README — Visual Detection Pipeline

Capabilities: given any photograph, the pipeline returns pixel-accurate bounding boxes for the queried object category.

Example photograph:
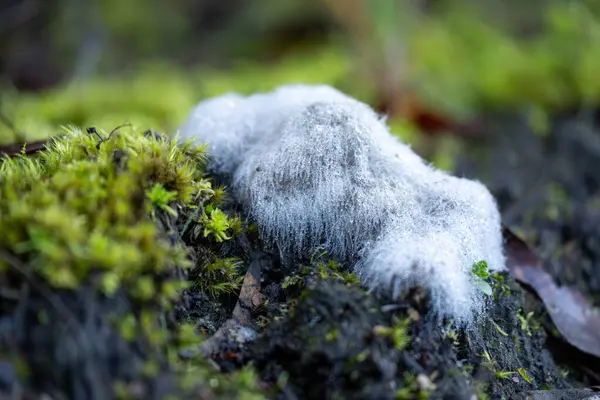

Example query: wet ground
[207,110,600,399]
[179,109,600,398]
[2,112,600,399]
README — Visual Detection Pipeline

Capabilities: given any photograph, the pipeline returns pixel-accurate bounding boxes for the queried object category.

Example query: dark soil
[456,111,600,305]
[2,112,600,399]
[455,110,600,388]
[240,275,567,400]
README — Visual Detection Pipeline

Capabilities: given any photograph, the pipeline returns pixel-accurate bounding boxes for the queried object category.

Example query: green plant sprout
[201,207,232,242]
[147,183,178,219]
[472,260,493,296]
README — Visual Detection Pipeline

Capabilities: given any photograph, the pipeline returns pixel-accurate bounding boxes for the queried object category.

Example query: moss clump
[278,253,360,300]
[0,126,265,398]
[192,257,244,299]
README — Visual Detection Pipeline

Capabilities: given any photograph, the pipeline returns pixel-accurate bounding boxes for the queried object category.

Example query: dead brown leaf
[503,225,600,358]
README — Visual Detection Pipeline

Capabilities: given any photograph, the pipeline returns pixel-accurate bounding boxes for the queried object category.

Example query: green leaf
[517,368,532,383]
[474,277,493,296]
[472,260,490,279]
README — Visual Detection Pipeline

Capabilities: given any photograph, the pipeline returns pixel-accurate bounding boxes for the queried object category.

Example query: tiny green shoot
[472,260,493,296]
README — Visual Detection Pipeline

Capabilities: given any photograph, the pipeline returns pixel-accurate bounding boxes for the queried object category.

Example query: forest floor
[1,97,600,400]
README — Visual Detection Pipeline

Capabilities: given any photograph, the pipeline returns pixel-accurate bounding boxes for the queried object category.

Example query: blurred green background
[2,0,600,161]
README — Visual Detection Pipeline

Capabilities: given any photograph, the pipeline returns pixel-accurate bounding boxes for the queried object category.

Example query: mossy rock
[0,127,264,399]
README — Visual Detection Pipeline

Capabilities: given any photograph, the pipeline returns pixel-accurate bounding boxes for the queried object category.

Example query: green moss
[473,380,490,400]
[201,207,234,242]
[192,257,244,298]
[3,130,188,289]
[395,373,433,400]
[307,249,360,285]
[373,316,412,351]
[0,126,265,397]
[495,370,515,380]
[278,252,360,303]
[516,309,542,336]
[516,368,533,384]
[490,272,512,299]
[147,183,178,218]
[325,328,340,342]
[281,274,304,290]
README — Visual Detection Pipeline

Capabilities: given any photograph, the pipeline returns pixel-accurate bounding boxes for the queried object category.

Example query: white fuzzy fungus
[178,84,506,326]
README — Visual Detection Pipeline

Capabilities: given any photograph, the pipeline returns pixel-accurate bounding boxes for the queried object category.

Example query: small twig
[0,135,66,158]
[184,257,266,359]
[0,138,48,157]
[87,123,131,149]
[106,123,131,142]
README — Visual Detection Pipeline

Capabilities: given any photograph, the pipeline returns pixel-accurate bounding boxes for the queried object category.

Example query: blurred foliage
[3,0,600,172]
[0,44,356,144]
[0,64,200,144]
[406,1,600,116]
[325,0,600,118]
[0,42,415,146]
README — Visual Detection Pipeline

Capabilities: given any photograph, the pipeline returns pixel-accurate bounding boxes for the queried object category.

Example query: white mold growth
[178,84,506,327]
